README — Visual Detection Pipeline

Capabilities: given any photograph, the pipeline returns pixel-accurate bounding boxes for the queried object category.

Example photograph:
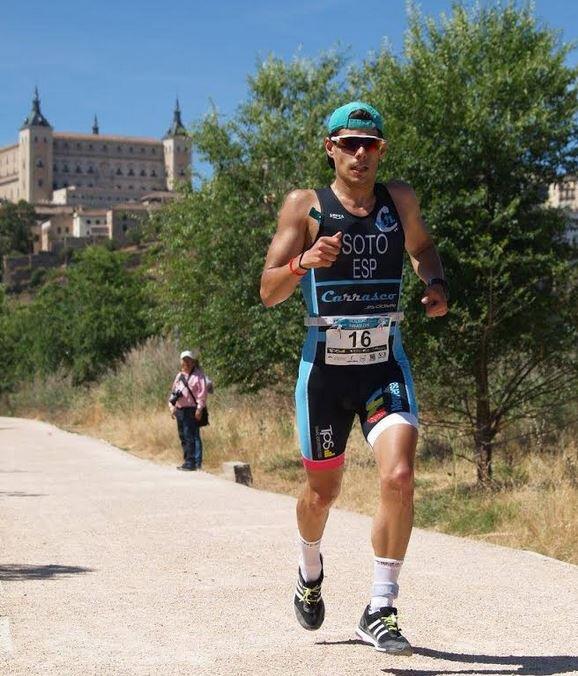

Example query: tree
[6,246,155,384]
[0,200,35,267]
[0,285,17,394]
[352,3,578,484]
[156,54,344,388]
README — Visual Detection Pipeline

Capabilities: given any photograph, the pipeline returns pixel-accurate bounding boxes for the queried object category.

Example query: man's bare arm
[260,190,312,307]
[389,181,448,318]
[260,189,343,308]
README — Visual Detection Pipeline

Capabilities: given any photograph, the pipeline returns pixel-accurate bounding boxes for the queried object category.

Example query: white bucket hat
[180,349,199,361]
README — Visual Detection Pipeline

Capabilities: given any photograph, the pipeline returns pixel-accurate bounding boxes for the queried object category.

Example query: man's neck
[331,176,376,210]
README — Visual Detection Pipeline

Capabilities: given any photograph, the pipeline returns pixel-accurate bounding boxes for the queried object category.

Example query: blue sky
[1,0,577,149]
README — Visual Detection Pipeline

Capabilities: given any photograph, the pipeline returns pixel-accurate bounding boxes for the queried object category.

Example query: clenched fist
[301,232,342,269]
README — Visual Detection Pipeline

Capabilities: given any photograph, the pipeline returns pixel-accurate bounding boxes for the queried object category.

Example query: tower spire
[21,87,51,129]
[92,114,99,135]
[164,97,187,138]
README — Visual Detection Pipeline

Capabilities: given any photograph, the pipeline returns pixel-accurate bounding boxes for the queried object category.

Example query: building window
[44,137,47,143]
[129,185,134,190]
[87,219,91,224]
[36,159,44,168]
[151,169,156,177]
[129,146,133,153]
[76,166,82,173]
[53,163,58,171]
[88,166,94,174]
[53,182,58,189]
[65,227,70,234]
[64,142,69,149]
[96,219,101,224]
[34,136,38,142]
[102,145,107,152]
[89,144,93,150]
[38,179,43,187]
[128,168,134,176]
[77,143,81,150]
[117,145,122,152]
[57,227,62,234]
[116,168,122,175]
[63,165,69,173]
[141,147,145,153]
[152,148,156,154]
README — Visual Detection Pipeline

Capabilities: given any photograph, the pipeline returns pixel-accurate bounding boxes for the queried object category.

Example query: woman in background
[168,349,207,471]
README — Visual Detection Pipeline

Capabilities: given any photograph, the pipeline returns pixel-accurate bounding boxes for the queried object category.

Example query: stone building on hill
[0,89,191,252]
[548,176,578,246]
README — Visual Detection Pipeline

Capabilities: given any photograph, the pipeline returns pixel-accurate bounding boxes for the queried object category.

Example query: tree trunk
[474,349,493,486]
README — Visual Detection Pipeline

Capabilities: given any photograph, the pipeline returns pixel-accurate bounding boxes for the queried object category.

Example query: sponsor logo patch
[375,206,399,233]
[315,425,336,458]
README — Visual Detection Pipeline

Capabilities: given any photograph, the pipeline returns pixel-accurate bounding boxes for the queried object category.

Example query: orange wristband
[289,256,307,276]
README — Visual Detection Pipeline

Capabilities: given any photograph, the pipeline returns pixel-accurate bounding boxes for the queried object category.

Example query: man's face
[325,128,386,185]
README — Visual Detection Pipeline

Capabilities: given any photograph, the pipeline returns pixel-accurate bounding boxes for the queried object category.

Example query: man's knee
[380,465,414,495]
[304,482,341,512]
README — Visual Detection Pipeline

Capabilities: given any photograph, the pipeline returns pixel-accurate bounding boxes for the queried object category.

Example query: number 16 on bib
[325,321,390,366]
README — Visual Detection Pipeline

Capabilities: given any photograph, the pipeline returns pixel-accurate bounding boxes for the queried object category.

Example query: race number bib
[325,324,390,366]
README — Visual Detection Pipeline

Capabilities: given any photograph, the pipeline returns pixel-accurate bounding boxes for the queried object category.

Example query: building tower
[92,114,100,135]
[163,98,191,190]
[18,88,53,203]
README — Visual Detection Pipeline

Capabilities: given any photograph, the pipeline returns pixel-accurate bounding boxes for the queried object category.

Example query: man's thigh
[372,423,418,478]
[296,363,355,471]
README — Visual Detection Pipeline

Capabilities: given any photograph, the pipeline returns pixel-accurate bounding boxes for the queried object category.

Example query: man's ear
[324,137,335,160]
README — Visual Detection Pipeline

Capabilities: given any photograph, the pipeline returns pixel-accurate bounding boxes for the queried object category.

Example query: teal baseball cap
[327,101,384,136]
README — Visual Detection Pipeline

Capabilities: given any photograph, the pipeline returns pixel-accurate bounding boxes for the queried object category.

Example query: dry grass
[3,336,576,565]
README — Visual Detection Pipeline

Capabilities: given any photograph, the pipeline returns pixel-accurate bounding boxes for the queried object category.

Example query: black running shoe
[177,463,195,471]
[356,605,413,655]
[293,562,325,631]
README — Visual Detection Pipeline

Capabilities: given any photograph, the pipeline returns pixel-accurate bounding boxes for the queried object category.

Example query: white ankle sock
[298,534,322,582]
[370,557,403,612]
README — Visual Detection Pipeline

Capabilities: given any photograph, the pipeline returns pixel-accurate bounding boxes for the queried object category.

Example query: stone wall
[2,251,60,290]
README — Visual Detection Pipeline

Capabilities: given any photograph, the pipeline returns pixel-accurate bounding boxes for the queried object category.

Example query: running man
[260,102,448,654]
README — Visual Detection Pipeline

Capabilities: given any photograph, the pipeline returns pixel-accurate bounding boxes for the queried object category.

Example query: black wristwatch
[426,277,449,300]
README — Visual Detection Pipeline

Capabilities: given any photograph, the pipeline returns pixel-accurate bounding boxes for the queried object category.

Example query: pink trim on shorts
[302,455,345,471]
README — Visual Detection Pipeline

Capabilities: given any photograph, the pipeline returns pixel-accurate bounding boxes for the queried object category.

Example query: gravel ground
[1,416,577,675]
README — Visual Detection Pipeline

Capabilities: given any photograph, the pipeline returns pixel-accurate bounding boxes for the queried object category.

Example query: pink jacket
[169,368,207,409]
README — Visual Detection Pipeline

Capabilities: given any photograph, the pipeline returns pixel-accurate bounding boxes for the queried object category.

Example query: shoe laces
[301,584,322,605]
[380,612,401,635]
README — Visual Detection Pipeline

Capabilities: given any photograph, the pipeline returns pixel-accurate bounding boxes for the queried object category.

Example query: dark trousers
[175,408,203,468]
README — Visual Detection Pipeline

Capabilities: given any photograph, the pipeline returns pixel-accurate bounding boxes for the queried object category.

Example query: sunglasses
[330,135,385,152]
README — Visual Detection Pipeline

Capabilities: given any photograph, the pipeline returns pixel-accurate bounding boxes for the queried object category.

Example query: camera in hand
[169,390,183,406]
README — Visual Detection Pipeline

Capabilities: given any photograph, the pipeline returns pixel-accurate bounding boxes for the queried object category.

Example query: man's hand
[195,408,203,422]
[301,232,342,269]
[421,284,448,318]
[169,404,176,419]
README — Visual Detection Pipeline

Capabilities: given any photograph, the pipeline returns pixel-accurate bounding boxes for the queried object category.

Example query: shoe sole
[355,627,413,656]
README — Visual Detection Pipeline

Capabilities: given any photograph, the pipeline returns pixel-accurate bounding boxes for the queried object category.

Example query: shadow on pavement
[317,642,578,675]
[386,647,578,675]
[0,564,94,581]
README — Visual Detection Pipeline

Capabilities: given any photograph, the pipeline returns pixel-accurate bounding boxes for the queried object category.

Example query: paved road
[1,417,577,675]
